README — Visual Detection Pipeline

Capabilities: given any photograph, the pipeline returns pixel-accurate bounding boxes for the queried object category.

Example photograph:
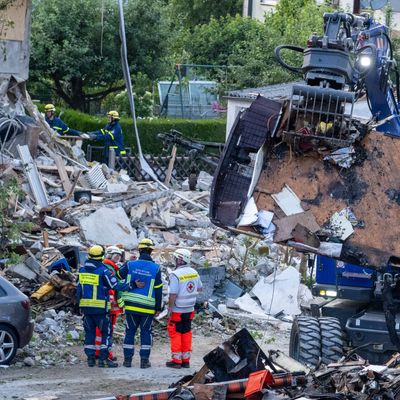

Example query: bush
[60,109,226,154]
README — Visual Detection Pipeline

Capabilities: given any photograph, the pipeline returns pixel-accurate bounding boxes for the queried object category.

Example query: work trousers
[167,311,194,364]
[123,313,154,360]
[83,314,110,360]
[95,313,118,358]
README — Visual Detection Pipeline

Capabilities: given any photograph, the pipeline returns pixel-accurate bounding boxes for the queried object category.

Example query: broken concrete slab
[251,266,301,316]
[79,206,138,249]
[8,263,37,281]
[44,216,70,229]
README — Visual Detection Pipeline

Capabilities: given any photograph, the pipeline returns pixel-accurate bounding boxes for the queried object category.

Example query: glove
[80,133,91,139]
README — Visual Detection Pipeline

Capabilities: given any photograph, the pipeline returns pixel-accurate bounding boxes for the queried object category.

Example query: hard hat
[107,110,120,120]
[88,245,105,260]
[44,104,56,112]
[105,245,123,256]
[172,248,191,265]
[138,238,155,250]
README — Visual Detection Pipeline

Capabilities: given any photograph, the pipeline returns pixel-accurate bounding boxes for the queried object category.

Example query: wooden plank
[164,145,177,186]
[53,154,72,193]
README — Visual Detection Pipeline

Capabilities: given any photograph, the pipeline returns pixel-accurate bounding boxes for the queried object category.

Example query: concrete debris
[79,207,138,249]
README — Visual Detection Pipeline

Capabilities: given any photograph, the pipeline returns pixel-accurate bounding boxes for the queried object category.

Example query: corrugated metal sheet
[17,144,49,208]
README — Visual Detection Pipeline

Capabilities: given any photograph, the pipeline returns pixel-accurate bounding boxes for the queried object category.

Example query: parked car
[0,276,34,364]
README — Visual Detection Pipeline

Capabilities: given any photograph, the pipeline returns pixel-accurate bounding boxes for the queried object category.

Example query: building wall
[242,0,277,21]
[226,98,252,139]
[243,0,400,29]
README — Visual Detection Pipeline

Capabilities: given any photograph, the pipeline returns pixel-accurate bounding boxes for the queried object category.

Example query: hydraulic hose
[274,45,305,74]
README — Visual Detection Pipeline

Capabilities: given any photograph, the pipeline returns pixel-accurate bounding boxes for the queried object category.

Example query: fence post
[109,148,116,169]
[164,145,177,186]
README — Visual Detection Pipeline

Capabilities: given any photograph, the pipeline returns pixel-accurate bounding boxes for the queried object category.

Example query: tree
[30,0,169,111]
[169,0,243,29]
[179,0,330,89]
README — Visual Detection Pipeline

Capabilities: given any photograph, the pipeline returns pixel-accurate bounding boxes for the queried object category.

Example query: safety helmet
[88,245,105,260]
[44,104,56,112]
[172,249,191,265]
[105,245,123,256]
[138,238,155,250]
[107,110,120,120]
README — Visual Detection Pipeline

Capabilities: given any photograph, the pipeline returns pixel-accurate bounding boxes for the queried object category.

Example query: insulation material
[271,185,304,216]
[251,266,301,316]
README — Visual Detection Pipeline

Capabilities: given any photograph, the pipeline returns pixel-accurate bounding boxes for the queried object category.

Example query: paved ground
[0,322,290,400]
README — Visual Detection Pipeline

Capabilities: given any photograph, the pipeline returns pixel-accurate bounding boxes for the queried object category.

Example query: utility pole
[353,0,361,13]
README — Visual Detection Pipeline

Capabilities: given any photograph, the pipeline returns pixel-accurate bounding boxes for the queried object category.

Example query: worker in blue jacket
[88,110,126,164]
[77,245,134,368]
[44,104,81,137]
[117,238,163,369]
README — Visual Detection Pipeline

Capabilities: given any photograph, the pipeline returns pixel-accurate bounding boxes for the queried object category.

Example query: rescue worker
[94,246,124,361]
[44,104,81,137]
[77,245,132,368]
[117,238,163,369]
[88,110,126,164]
[166,249,202,369]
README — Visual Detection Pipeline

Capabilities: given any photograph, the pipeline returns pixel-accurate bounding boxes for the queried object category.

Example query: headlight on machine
[319,289,337,297]
[360,56,372,68]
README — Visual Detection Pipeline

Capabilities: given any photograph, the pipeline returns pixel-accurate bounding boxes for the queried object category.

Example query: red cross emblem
[186,281,195,293]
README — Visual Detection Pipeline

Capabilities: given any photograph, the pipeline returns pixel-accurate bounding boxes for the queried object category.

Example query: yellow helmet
[107,110,120,120]
[44,104,56,112]
[138,238,155,250]
[88,245,105,260]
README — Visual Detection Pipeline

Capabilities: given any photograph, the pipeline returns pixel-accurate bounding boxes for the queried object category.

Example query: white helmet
[105,246,123,256]
[172,248,191,265]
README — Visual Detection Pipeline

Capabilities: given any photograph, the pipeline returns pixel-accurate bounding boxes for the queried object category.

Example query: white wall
[226,98,252,139]
[242,0,277,21]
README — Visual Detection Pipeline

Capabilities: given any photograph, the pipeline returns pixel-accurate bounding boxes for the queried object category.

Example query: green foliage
[60,109,226,154]
[169,0,243,29]
[0,178,32,263]
[30,0,169,110]
[102,90,154,118]
[178,0,331,89]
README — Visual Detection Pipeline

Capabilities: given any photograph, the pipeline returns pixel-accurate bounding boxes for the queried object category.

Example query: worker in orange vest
[95,246,124,361]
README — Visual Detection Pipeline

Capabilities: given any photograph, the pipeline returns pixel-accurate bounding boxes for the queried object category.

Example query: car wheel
[289,316,321,368]
[0,324,18,365]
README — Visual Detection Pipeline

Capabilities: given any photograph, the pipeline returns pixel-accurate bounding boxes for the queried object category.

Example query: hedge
[58,109,227,154]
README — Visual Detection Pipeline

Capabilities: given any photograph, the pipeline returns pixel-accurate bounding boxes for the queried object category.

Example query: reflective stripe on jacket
[93,121,126,155]
[45,116,80,136]
[118,255,163,315]
[170,266,202,313]
[103,259,123,315]
[77,259,129,314]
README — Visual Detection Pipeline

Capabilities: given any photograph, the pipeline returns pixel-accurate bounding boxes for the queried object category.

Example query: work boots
[166,361,181,369]
[87,357,96,367]
[123,358,132,368]
[140,359,151,369]
[182,361,190,368]
[98,358,118,368]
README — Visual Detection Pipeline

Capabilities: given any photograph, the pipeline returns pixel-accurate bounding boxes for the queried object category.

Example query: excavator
[210,11,400,366]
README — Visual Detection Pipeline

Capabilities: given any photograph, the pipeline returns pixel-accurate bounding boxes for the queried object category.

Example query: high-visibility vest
[121,259,162,315]
[170,266,201,312]
[78,262,110,313]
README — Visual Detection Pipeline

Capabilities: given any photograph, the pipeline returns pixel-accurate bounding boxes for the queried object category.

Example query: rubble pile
[14,309,81,368]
